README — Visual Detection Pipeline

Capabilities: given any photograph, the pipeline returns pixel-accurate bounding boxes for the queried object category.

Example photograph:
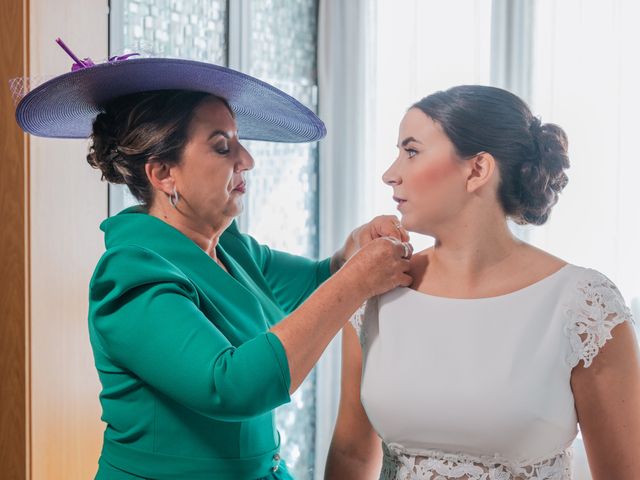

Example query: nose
[236,143,255,172]
[382,158,401,186]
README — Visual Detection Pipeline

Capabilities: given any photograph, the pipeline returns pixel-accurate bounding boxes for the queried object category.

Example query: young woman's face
[382,108,471,235]
[171,97,254,228]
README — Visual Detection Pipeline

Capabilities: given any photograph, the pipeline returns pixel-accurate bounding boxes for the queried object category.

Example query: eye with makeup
[212,141,230,155]
[398,136,421,159]
[405,148,418,159]
[207,130,234,155]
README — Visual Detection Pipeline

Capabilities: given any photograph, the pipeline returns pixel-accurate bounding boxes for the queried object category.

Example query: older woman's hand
[355,215,410,247]
[331,216,410,273]
[342,235,414,298]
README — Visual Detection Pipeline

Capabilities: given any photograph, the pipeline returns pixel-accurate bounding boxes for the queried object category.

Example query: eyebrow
[397,136,422,148]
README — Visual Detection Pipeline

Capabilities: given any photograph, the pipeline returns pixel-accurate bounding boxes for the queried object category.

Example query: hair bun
[516,121,570,225]
[86,111,129,184]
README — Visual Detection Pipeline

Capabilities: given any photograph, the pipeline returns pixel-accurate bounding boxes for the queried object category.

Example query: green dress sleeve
[230,227,333,314]
[89,245,291,422]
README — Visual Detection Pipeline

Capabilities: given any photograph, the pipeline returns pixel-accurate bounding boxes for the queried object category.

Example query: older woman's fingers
[395,239,413,259]
[393,219,410,243]
[372,215,410,242]
[385,237,413,259]
[400,241,413,259]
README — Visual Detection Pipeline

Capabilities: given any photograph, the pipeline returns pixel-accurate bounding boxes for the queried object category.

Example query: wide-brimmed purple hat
[13,39,326,143]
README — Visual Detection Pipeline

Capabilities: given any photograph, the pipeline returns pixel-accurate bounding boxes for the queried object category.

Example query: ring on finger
[401,242,410,259]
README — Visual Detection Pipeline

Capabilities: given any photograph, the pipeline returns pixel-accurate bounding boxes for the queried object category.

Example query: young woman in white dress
[325,85,640,480]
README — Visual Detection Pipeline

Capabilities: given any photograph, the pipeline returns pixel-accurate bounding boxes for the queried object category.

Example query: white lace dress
[349,265,634,480]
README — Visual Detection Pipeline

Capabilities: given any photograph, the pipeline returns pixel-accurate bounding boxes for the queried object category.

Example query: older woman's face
[382,108,469,235]
[172,97,254,228]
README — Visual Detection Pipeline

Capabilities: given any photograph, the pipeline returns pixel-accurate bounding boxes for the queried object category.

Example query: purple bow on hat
[55,37,139,71]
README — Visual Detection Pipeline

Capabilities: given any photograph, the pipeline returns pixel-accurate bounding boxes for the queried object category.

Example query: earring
[169,186,179,208]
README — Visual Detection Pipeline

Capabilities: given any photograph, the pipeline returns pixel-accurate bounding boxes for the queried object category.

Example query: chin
[399,214,418,232]
[401,215,436,237]
[228,198,244,215]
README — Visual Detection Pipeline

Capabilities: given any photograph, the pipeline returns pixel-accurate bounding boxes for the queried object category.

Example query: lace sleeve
[349,302,367,339]
[565,269,634,368]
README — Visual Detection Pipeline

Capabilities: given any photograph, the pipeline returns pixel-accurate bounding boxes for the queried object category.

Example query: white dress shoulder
[349,264,634,480]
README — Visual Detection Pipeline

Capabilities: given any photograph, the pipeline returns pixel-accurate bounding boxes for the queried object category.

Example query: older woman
[14,40,414,480]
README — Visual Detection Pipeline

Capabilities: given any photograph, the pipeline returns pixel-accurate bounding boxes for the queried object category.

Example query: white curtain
[314,1,376,478]
[527,0,640,320]
[317,0,377,252]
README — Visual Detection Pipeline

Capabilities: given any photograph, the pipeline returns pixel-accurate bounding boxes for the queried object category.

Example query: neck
[428,208,522,280]
[147,202,230,259]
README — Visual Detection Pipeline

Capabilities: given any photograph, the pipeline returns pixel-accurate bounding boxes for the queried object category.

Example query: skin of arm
[272,234,412,393]
[274,215,411,393]
[571,321,640,479]
[324,324,382,479]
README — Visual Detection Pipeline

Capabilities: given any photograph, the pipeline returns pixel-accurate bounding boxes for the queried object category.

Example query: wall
[0,0,109,478]
[28,0,109,476]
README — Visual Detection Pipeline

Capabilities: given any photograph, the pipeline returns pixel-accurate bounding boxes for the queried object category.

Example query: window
[109,1,320,478]
[237,1,320,477]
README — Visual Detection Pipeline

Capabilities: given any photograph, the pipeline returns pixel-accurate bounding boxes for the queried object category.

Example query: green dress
[89,207,332,480]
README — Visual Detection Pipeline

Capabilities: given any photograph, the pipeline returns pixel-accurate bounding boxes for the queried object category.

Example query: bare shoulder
[421,243,569,279]
[411,243,567,275]
[516,243,568,276]
[408,243,569,297]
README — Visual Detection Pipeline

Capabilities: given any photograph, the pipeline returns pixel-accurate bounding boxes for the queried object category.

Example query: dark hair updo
[413,85,570,225]
[87,90,217,206]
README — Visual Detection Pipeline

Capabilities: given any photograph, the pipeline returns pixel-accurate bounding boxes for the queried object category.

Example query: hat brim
[15,58,326,143]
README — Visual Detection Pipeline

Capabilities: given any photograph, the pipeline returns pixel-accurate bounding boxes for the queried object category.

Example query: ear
[465,152,497,193]
[145,159,175,196]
